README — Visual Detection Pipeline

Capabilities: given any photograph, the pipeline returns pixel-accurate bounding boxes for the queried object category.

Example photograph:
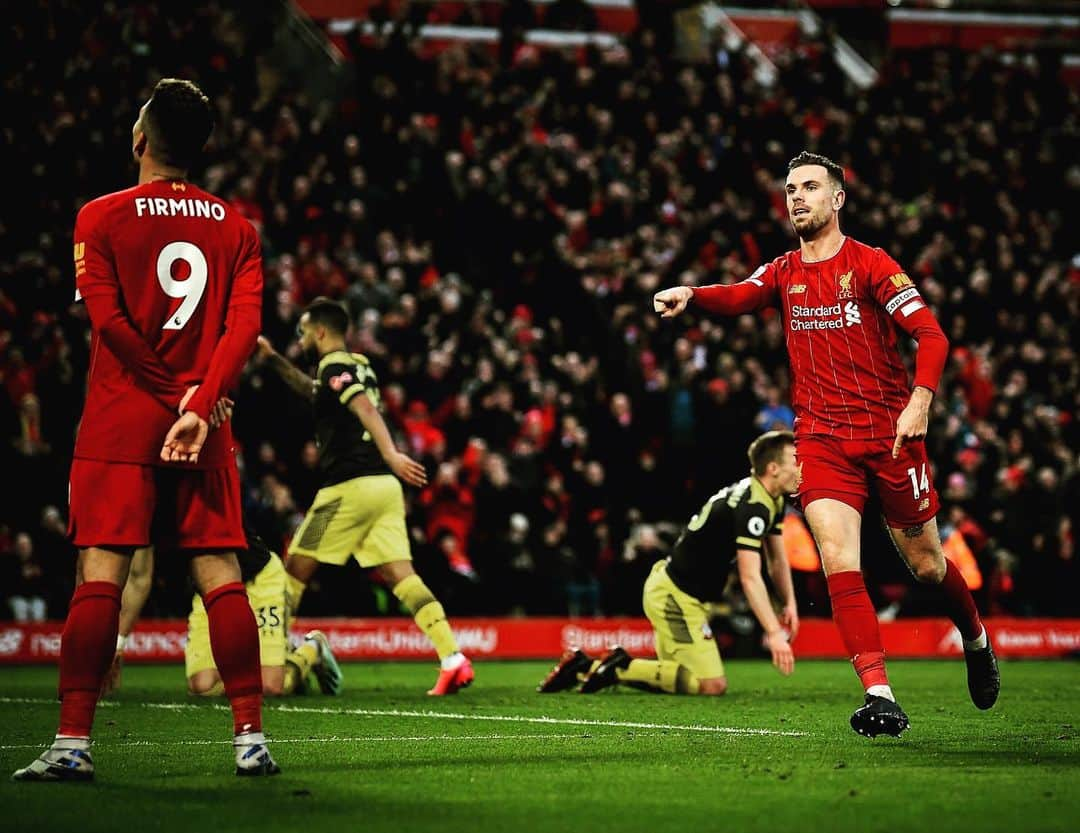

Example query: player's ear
[133,132,147,159]
[833,188,845,211]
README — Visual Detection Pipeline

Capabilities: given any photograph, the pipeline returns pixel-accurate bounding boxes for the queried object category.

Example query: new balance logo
[844,302,861,326]
[788,284,807,294]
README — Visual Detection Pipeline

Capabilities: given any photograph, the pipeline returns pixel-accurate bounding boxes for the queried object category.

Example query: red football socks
[203,582,263,734]
[827,570,889,690]
[938,559,984,641]
[58,581,122,737]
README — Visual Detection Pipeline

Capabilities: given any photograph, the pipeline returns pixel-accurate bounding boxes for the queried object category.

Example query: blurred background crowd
[1,0,1076,623]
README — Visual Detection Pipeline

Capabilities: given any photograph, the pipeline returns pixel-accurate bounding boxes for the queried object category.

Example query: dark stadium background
[1,0,1076,628]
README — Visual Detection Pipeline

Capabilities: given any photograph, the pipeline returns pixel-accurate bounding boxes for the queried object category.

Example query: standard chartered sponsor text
[562,625,655,653]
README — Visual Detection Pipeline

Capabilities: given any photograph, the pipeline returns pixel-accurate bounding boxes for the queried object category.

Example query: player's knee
[818,542,858,573]
[188,673,224,696]
[699,676,728,696]
[262,678,285,697]
[911,557,946,584]
[286,553,319,584]
[379,559,415,586]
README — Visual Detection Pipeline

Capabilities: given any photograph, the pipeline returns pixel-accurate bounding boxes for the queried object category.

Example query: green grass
[1,660,1077,833]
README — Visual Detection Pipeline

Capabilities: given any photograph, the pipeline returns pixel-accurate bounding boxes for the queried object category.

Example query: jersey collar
[749,475,784,516]
[317,350,354,373]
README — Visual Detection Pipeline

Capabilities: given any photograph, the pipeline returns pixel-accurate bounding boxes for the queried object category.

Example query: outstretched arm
[654,267,776,319]
[258,336,315,402]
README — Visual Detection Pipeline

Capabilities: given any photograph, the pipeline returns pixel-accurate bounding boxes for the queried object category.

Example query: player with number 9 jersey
[73,178,261,470]
[14,78,276,786]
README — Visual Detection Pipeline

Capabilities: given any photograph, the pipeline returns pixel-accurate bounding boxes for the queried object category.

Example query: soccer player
[15,79,278,780]
[538,431,800,696]
[652,151,999,736]
[258,298,475,695]
[104,529,343,699]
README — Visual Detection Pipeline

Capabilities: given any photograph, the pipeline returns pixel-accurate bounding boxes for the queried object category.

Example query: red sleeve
[184,223,263,420]
[75,205,186,410]
[868,249,949,394]
[897,305,949,394]
[691,261,778,315]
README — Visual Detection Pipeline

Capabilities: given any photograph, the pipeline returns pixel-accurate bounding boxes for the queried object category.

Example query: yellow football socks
[616,660,701,694]
[283,641,319,694]
[392,574,459,660]
[285,573,307,617]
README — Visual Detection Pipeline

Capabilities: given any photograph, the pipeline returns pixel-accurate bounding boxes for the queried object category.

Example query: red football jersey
[73,180,262,467]
[695,237,947,440]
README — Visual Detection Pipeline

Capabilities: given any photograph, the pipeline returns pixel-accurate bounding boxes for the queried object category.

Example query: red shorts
[68,459,244,550]
[794,435,940,528]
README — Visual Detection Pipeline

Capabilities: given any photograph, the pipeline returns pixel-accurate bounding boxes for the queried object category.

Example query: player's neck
[756,473,783,499]
[138,156,188,185]
[319,339,347,357]
[799,227,845,263]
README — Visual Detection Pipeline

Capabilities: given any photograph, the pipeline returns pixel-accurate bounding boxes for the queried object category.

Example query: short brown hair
[787,151,845,191]
[748,430,795,476]
[143,78,213,169]
[305,296,350,336]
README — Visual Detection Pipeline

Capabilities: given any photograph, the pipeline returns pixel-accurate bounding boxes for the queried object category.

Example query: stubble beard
[791,211,829,241]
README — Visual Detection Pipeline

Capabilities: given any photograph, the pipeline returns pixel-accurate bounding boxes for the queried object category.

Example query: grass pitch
[1,660,1077,833]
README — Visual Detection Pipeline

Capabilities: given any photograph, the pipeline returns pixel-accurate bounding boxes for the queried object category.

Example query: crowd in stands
[1,1,1076,622]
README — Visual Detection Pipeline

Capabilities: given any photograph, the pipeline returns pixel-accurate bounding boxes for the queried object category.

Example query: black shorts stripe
[663,594,694,644]
[298,497,342,551]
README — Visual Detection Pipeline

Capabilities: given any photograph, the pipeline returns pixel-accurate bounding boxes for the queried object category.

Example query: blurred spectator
[4,533,48,622]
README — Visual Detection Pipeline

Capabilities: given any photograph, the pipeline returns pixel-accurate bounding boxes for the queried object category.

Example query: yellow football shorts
[642,559,725,680]
[185,553,288,678]
[288,474,410,567]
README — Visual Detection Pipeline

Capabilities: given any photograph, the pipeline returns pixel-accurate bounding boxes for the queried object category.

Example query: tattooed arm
[257,336,315,402]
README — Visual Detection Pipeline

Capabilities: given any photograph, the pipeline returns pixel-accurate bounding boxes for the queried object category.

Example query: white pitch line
[0,696,808,738]
[0,696,118,708]
[270,703,809,737]
[0,733,584,751]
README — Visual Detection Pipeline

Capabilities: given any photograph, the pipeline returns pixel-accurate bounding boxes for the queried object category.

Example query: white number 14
[157,241,207,330]
[907,464,930,499]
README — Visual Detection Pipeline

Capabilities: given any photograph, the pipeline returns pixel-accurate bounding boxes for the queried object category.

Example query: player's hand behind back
[653,286,694,319]
[209,396,234,428]
[389,451,428,487]
[161,411,209,464]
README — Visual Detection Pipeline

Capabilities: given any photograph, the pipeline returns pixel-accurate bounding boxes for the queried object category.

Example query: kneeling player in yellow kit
[538,430,801,695]
[105,527,342,698]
